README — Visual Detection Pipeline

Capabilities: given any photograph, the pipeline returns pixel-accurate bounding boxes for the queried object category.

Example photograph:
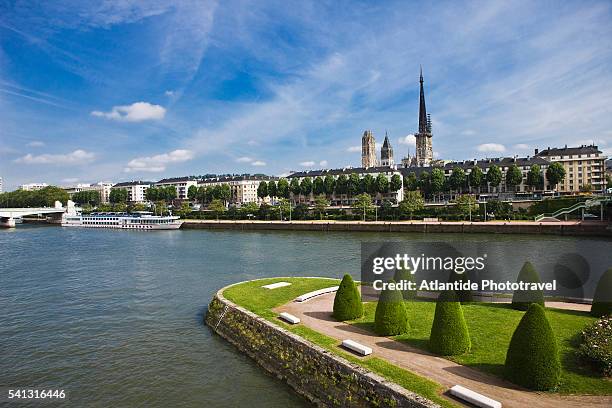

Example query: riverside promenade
[182,219,612,237]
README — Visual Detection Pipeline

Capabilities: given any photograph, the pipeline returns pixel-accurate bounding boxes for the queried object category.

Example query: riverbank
[184,219,612,237]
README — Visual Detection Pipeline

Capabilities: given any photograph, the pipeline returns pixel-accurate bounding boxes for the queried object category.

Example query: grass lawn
[223,277,460,408]
[352,301,610,395]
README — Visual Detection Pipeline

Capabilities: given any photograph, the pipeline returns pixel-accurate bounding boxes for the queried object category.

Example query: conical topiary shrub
[333,274,363,321]
[511,261,545,311]
[505,303,561,390]
[447,271,473,303]
[374,280,409,335]
[429,290,471,355]
[394,267,416,300]
[591,268,612,317]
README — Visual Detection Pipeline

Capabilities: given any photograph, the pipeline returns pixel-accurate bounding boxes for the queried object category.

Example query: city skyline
[1,1,612,189]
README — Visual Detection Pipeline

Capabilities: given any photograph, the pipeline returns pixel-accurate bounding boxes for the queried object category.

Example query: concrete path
[277,293,611,408]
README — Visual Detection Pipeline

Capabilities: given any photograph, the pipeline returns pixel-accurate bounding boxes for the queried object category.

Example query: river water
[1,225,610,407]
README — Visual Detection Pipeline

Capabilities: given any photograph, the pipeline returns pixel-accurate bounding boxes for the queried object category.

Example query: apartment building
[198,175,277,205]
[536,145,606,193]
[63,182,114,203]
[155,177,199,200]
[19,182,49,191]
[112,181,152,203]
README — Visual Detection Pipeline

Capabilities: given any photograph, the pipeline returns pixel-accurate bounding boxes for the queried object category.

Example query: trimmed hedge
[374,280,409,336]
[393,268,416,300]
[511,261,545,311]
[333,274,363,321]
[591,268,612,317]
[447,271,473,303]
[578,315,612,376]
[429,290,471,356]
[505,303,561,390]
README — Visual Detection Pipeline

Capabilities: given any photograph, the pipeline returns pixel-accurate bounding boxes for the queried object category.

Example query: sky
[1,0,611,190]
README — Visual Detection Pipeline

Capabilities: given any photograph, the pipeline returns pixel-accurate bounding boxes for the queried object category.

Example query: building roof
[198,175,278,184]
[155,176,199,184]
[535,145,602,156]
[113,181,154,187]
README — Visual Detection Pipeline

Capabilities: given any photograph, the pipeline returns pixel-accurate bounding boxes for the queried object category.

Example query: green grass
[223,277,459,408]
[352,301,610,395]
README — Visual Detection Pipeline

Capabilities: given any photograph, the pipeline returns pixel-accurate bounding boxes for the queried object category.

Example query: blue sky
[1,0,611,189]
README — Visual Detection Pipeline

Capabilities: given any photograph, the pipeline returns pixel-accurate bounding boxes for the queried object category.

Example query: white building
[154,177,199,200]
[63,182,114,203]
[20,182,49,191]
[112,181,152,203]
[198,175,277,205]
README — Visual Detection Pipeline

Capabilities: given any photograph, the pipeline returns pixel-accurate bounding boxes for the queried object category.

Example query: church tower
[415,67,433,166]
[380,132,394,167]
[361,130,377,168]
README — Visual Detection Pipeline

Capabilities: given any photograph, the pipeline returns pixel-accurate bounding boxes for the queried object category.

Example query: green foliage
[335,175,348,197]
[546,162,566,189]
[276,178,290,199]
[71,190,100,206]
[430,168,445,195]
[393,268,416,300]
[505,164,523,190]
[447,272,473,303]
[487,165,502,189]
[267,180,277,198]
[374,281,409,335]
[347,173,361,197]
[361,174,376,195]
[403,172,418,191]
[313,176,324,195]
[591,268,612,317]
[0,186,70,208]
[511,261,545,310]
[505,303,561,390]
[375,173,389,194]
[109,188,128,204]
[352,193,372,221]
[333,274,363,321]
[323,175,336,196]
[313,194,329,219]
[449,167,466,192]
[293,203,309,219]
[454,194,477,220]
[300,177,313,196]
[187,185,199,200]
[578,316,612,376]
[208,199,226,219]
[390,174,402,192]
[398,191,424,219]
[429,291,471,356]
[469,166,484,191]
[257,181,268,199]
[527,164,543,190]
[290,178,301,198]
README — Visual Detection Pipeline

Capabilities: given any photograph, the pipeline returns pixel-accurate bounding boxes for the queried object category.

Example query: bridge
[0,201,68,228]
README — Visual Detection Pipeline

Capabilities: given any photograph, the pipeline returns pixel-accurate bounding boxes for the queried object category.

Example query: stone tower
[361,130,377,168]
[415,67,433,166]
[380,132,394,167]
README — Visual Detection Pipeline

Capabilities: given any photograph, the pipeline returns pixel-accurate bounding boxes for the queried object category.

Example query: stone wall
[206,288,440,408]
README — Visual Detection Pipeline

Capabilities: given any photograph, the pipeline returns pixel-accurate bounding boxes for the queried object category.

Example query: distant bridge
[0,201,68,227]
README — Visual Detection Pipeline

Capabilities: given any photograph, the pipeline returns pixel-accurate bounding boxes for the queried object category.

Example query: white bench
[341,339,372,356]
[449,385,501,408]
[278,312,300,324]
[262,281,291,289]
[295,286,339,302]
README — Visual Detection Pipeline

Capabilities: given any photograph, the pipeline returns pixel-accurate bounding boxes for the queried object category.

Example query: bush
[429,290,471,355]
[333,274,363,321]
[591,268,612,317]
[447,271,473,303]
[393,268,416,300]
[578,316,612,377]
[374,280,409,335]
[511,261,545,311]
[505,303,560,390]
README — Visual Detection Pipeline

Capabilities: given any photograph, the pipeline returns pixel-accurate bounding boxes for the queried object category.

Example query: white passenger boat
[62,203,182,230]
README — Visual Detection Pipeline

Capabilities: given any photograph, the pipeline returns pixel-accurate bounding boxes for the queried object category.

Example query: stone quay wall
[206,286,440,408]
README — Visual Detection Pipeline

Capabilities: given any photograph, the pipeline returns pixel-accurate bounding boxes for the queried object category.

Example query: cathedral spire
[418,66,428,134]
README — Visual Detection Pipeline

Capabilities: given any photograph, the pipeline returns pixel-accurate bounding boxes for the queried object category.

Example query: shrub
[578,316,612,377]
[504,303,561,390]
[591,268,612,317]
[374,280,409,335]
[333,274,363,321]
[447,271,473,303]
[511,261,545,311]
[429,290,471,355]
[393,268,416,300]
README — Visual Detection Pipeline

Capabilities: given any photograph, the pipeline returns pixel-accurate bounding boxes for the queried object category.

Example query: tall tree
[546,162,565,192]
[390,174,402,192]
[469,166,484,193]
[526,164,543,191]
[257,181,268,200]
[145,187,158,202]
[335,174,348,202]
[323,175,336,198]
[399,191,424,220]
[290,178,301,203]
[430,168,445,199]
[376,173,389,195]
[277,178,290,199]
[109,188,128,204]
[347,173,360,199]
[506,165,523,192]
[352,193,373,221]
[313,194,329,220]
[208,199,226,220]
[449,167,466,193]
[419,171,431,197]
[362,174,376,195]
[313,176,325,195]
[487,165,502,192]
[187,185,198,201]
[300,177,313,200]
[267,180,277,198]
[404,172,418,191]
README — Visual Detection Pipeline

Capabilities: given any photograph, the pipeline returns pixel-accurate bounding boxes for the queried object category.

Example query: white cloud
[300,161,316,167]
[91,102,166,122]
[347,145,361,153]
[236,156,253,163]
[398,134,416,146]
[15,149,95,165]
[477,143,506,153]
[514,143,529,150]
[164,90,175,97]
[124,149,193,173]
[236,156,266,166]
[251,160,266,166]
[26,140,45,147]
[319,160,328,167]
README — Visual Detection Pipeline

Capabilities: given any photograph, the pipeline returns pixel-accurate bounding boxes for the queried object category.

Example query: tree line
[0,186,69,208]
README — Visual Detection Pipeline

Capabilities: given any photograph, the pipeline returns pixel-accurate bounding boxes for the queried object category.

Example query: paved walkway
[277,293,611,408]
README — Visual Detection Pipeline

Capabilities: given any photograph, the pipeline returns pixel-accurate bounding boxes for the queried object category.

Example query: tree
[347,173,360,199]
[511,261,545,310]
[257,181,268,200]
[429,291,471,356]
[313,176,325,196]
[72,190,100,206]
[374,281,409,335]
[313,194,329,220]
[449,167,466,193]
[267,180,277,198]
[162,185,177,201]
[300,177,313,201]
[506,164,523,192]
[487,165,502,192]
[399,191,424,220]
[323,175,336,198]
[469,166,484,193]
[404,172,418,191]
[362,174,376,196]
[419,171,431,197]
[546,162,565,191]
[394,268,416,300]
[240,202,259,219]
[257,202,271,220]
[505,303,561,390]
[335,175,348,202]
[188,185,199,201]
[455,194,478,220]
[333,274,363,320]
[276,198,291,220]
[219,184,231,205]
[145,187,159,202]
[353,193,372,221]
[526,164,543,191]
[591,268,612,317]
[429,168,445,200]
[290,178,301,202]
[277,178,290,199]
[389,174,402,192]
[109,188,128,204]
[375,173,389,196]
[208,199,225,220]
